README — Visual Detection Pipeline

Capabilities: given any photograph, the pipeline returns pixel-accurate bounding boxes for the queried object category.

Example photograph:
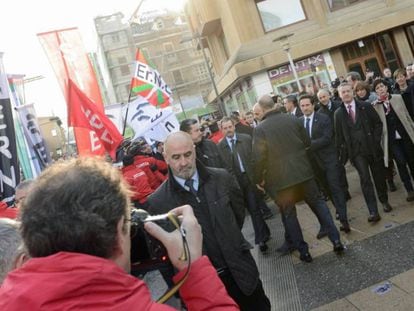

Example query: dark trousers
[277,179,340,253]
[338,162,349,194]
[219,272,271,311]
[352,154,387,215]
[324,161,348,223]
[238,174,270,244]
[390,139,414,192]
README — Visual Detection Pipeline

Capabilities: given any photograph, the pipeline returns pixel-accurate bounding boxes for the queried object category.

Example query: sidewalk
[245,164,414,310]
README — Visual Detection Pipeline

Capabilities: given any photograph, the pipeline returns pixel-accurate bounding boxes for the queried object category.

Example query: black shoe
[259,242,268,252]
[345,191,352,201]
[276,243,295,255]
[335,213,340,220]
[387,180,397,192]
[316,230,328,239]
[340,221,351,233]
[382,202,393,213]
[368,214,381,223]
[333,240,344,254]
[300,252,313,263]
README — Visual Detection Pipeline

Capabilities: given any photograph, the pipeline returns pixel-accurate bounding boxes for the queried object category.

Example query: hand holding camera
[144,205,203,271]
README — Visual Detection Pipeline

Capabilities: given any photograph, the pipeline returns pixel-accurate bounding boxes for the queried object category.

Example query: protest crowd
[1,49,414,311]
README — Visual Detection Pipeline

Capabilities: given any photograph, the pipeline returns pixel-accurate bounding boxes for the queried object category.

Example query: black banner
[0,73,20,205]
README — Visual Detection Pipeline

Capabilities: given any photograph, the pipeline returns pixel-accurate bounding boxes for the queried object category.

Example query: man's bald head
[253,103,264,121]
[258,94,275,113]
[163,131,197,179]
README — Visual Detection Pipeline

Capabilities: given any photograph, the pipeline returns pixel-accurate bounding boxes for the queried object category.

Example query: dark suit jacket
[235,122,254,137]
[252,110,313,198]
[148,164,259,295]
[195,138,225,169]
[300,112,338,169]
[334,99,383,164]
[293,107,303,118]
[318,100,341,124]
[217,133,254,180]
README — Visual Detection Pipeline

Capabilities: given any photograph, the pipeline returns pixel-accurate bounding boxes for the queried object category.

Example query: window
[172,70,183,84]
[117,56,127,65]
[111,34,120,43]
[255,0,305,32]
[120,65,130,76]
[378,33,401,73]
[327,0,366,11]
[163,42,174,52]
[218,31,229,60]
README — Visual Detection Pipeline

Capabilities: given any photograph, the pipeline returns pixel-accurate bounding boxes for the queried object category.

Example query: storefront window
[327,0,366,11]
[255,0,305,32]
[268,54,331,97]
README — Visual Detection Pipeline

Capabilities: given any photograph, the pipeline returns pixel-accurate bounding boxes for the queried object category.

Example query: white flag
[125,96,179,142]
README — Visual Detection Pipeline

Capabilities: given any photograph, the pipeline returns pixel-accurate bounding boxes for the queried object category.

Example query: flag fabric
[0,54,20,205]
[68,79,123,159]
[8,75,42,178]
[37,28,106,156]
[104,103,124,134]
[125,96,179,142]
[130,49,173,109]
[15,103,51,169]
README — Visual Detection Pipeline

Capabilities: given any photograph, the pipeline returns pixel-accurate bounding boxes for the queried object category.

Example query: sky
[0,0,186,123]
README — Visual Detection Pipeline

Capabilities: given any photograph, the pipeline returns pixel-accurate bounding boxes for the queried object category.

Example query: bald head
[258,94,275,113]
[253,103,264,121]
[317,89,331,106]
[163,131,197,179]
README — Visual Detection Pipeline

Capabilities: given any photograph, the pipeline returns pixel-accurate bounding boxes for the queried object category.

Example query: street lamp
[273,33,303,93]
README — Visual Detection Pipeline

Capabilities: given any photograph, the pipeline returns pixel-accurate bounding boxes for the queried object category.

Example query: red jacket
[122,165,154,203]
[0,201,18,219]
[209,131,224,144]
[133,155,168,189]
[0,252,238,310]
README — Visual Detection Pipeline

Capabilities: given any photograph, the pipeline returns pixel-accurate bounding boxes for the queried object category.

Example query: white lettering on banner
[90,131,102,151]
[0,105,16,190]
[134,61,172,96]
[81,105,114,144]
[268,54,325,79]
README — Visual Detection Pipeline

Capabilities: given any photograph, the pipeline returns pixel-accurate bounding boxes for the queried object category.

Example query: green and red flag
[130,49,173,108]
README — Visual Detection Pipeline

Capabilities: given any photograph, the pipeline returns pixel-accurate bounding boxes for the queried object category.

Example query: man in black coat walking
[252,95,344,262]
[148,131,270,311]
[218,117,271,252]
[334,82,393,222]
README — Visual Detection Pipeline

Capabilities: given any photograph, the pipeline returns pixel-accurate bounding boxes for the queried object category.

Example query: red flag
[37,28,106,156]
[130,49,173,108]
[68,79,122,159]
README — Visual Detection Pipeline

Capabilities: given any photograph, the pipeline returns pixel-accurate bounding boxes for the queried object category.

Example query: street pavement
[245,164,414,310]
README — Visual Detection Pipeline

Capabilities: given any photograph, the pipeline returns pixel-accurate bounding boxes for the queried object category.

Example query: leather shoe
[259,242,268,252]
[339,221,351,233]
[333,240,344,253]
[316,230,328,239]
[382,202,393,213]
[368,214,381,223]
[276,243,295,255]
[299,252,313,263]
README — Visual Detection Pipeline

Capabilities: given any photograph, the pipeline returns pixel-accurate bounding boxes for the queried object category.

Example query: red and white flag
[68,79,123,159]
[130,49,173,108]
[38,28,106,156]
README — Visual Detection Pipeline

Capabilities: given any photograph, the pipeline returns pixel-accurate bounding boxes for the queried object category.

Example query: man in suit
[149,131,271,311]
[218,117,271,252]
[334,82,393,222]
[317,89,351,201]
[180,118,225,168]
[283,95,303,117]
[299,94,350,233]
[252,95,344,263]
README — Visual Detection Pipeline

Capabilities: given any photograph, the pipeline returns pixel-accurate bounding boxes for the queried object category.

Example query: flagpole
[122,88,133,136]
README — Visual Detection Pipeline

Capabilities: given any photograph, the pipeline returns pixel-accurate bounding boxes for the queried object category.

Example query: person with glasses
[0,158,238,310]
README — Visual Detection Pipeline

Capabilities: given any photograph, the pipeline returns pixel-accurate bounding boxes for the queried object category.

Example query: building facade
[94,11,213,115]
[185,0,414,115]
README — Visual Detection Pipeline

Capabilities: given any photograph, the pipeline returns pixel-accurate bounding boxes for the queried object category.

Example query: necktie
[184,179,198,197]
[347,104,355,123]
[230,139,242,175]
[305,117,311,138]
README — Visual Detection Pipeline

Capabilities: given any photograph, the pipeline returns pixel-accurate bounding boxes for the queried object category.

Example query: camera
[130,209,180,274]
[331,78,341,89]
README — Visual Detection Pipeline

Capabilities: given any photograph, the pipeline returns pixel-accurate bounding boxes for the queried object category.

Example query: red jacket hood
[0,252,171,310]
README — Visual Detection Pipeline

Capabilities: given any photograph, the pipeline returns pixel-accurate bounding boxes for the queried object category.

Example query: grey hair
[0,218,23,283]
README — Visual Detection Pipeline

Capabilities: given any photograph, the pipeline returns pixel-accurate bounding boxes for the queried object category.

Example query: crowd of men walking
[1,63,414,310]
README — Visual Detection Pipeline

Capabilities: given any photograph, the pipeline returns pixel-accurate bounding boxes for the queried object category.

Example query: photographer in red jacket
[0,158,238,310]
